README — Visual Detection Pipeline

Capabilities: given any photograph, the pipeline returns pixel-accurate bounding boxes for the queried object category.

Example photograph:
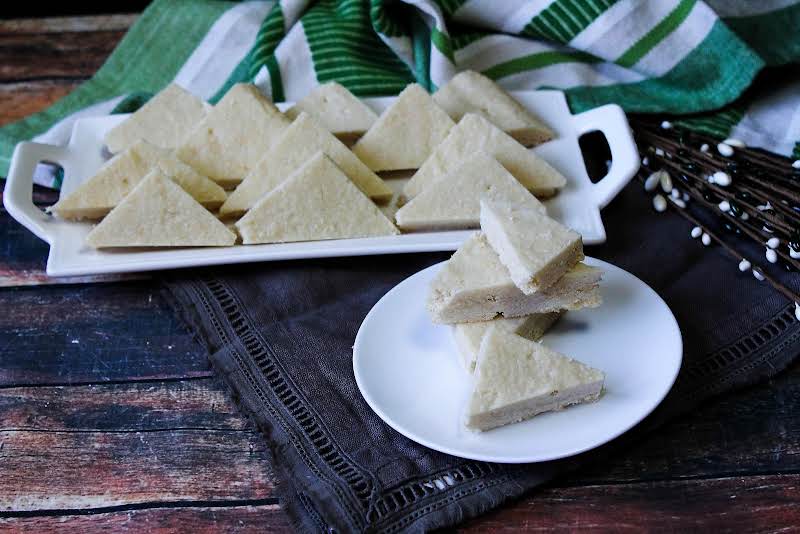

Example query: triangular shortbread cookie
[104,83,209,154]
[452,311,564,373]
[285,82,378,143]
[427,233,601,324]
[404,114,566,198]
[220,112,392,217]
[465,326,604,431]
[49,140,226,220]
[433,71,553,147]
[480,200,583,294]
[236,152,399,244]
[85,170,236,248]
[394,152,543,230]
[352,83,455,171]
[176,83,290,187]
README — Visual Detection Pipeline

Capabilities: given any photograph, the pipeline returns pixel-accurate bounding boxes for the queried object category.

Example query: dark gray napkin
[163,180,800,533]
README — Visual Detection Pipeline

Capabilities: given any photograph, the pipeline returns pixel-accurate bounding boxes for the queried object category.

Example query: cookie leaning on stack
[465,326,604,432]
[452,311,564,373]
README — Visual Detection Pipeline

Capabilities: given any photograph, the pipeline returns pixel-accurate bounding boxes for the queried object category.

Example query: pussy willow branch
[633,174,800,305]
[642,156,800,270]
[636,125,800,227]
[636,124,800,199]
[629,117,800,304]
[651,154,794,234]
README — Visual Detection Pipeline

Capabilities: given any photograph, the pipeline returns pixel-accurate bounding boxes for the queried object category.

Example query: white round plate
[353,257,682,463]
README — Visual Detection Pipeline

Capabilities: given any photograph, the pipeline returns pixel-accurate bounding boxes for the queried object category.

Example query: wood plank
[0,270,148,288]
[0,30,125,82]
[0,504,292,533]
[0,15,137,35]
[0,184,183,379]
[0,367,795,513]
[458,474,800,532]
[0,80,81,126]
[566,362,800,486]
[0,380,248,432]
[1,474,797,531]
[2,365,797,489]
[0,379,278,516]
[0,15,134,126]
[0,429,274,511]
[0,282,211,386]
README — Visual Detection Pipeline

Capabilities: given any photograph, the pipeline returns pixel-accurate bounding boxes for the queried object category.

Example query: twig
[656,195,799,305]
[629,117,800,305]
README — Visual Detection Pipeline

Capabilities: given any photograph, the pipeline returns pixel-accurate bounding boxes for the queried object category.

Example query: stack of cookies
[427,200,605,431]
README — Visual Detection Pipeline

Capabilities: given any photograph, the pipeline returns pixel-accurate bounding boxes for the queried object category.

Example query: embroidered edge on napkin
[164,276,563,533]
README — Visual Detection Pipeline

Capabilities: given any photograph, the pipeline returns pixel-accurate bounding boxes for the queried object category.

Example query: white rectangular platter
[4,90,639,276]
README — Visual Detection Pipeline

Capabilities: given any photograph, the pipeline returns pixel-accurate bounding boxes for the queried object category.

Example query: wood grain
[0,205,53,279]
[0,380,248,432]
[458,474,800,532]
[0,504,292,533]
[0,271,147,288]
[2,475,797,532]
[0,15,137,35]
[0,381,275,513]
[0,80,80,126]
[0,366,796,499]
[0,430,274,511]
[0,283,211,386]
[566,367,800,485]
[0,30,125,83]
[0,15,133,126]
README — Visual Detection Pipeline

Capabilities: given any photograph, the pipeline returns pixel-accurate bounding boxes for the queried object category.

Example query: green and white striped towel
[2,0,799,188]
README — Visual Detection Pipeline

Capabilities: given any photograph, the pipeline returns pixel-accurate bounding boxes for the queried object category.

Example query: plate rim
[352,256,683,463]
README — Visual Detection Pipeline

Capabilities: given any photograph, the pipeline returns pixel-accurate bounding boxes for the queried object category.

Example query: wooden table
[1,14,799,532]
